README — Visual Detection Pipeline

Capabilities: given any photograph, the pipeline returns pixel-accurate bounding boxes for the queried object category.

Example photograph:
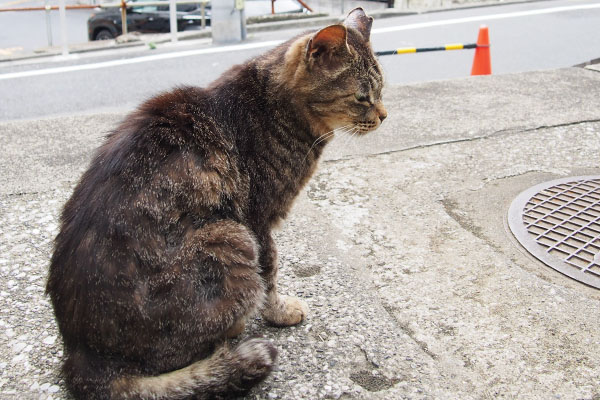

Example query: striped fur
[46,8,385,400]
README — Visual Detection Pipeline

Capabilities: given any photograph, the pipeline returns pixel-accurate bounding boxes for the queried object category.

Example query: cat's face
[281,8,387,136]
[315,42,387,135]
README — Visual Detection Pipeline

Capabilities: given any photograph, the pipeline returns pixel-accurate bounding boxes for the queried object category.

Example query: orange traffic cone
[471,25,491,75]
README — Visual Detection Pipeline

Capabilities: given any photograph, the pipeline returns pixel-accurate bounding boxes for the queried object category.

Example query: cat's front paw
[262,295,308,327]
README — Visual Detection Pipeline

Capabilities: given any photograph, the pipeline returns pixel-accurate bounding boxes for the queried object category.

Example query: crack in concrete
[481,169,547,185]
[2,188,67,198]
[357,345,381,369]
[381,303,438,360]
[4,191,43,197]
[439,198,494,249]
[1,181,76,199]
[324,119,600,164]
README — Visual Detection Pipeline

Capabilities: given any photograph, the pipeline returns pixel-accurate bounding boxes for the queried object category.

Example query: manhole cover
[508,176,600,289]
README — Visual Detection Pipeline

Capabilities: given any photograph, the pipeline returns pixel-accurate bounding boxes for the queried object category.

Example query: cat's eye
[355,93,370,103]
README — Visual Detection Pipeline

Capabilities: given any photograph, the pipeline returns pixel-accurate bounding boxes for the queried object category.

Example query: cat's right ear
[344,8,373,42]
[306,25,349,69]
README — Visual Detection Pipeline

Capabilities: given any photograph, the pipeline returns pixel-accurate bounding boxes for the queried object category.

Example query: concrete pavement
[1,66,599,399]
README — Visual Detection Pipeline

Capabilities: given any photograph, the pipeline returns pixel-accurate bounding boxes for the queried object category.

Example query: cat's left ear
[306,25,350,69]
[344,7,373,41]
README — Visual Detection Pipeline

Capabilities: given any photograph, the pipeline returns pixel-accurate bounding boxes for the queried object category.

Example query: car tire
[94,29,114,41]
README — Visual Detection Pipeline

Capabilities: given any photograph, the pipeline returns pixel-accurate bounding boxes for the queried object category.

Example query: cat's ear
[306,25,349,68]
[344,7,373,41]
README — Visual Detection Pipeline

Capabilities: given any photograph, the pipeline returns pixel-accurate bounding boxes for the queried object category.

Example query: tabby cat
[46,7,386,399]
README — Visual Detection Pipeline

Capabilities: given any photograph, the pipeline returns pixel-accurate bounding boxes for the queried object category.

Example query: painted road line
[1,3,599,80]
[0,40,284,81]
[0,0,34,8]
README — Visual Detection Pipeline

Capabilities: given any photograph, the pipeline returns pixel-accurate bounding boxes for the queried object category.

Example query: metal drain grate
[508,176,600,289]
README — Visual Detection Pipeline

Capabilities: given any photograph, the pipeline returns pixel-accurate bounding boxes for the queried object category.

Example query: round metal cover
[508,176,600,289]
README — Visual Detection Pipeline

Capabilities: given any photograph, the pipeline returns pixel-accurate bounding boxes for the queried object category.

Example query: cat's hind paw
[262,295,308,327]
[231,338,278,391]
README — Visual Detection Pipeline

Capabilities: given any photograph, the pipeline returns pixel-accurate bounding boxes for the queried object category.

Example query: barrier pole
[120,0,128,35]
[44,0,53,46]
[201,1,205,29]
[376,43,478,56]
[58,0,68,55]
[170,0,177,42]
[296,0,312,12]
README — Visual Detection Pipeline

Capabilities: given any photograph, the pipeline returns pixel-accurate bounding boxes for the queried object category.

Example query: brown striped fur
[46,8,386,399]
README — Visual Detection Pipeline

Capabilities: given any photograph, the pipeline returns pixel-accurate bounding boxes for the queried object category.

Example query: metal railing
[0,0,313,56]
[98,0,209,36]
[0,0,210,55]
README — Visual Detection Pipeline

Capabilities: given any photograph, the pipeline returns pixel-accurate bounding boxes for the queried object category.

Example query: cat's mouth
[354,119,380,135]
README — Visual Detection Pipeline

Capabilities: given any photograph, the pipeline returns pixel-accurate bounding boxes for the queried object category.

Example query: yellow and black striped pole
[376,43,487,56]
[377,26,492,75]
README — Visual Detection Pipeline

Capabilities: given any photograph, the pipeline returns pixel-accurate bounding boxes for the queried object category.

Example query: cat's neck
[208,52,328,151]
[206,52,328,228]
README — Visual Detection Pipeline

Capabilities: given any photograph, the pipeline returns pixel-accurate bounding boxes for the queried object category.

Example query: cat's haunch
[46,7,386,399]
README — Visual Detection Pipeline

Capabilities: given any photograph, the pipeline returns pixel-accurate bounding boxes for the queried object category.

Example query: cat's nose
[376,102,387,123]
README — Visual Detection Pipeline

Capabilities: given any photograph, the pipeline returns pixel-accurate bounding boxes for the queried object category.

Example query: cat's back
[46,85,243,343]
[49,85,235,276]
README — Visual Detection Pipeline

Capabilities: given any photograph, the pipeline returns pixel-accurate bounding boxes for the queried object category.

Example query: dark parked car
[88,0,310,41]
[87,0,210,41]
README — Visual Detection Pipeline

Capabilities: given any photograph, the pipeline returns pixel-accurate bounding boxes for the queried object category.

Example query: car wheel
[94,29,114,41]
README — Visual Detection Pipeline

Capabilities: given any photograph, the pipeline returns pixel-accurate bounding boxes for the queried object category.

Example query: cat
[46,7,386,400]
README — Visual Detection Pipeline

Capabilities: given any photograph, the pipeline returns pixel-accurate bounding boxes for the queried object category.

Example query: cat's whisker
[344,128,354,147]
[304,131,335,159]
[330,127,352,156]
[337,125,355,137]
[303,124,352,162]
[331,126,351,152]
[348,127,362,155]
[338,126,359,153]
[314,125,349,146]
[304,132,333,159]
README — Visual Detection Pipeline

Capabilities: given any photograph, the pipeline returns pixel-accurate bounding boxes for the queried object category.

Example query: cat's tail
[65,338,277,400]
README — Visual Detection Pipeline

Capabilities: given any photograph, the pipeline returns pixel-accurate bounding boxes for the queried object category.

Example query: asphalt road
[1,0,599,121]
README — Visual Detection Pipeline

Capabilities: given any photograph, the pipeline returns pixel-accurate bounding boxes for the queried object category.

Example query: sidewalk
[1,66,599,399]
